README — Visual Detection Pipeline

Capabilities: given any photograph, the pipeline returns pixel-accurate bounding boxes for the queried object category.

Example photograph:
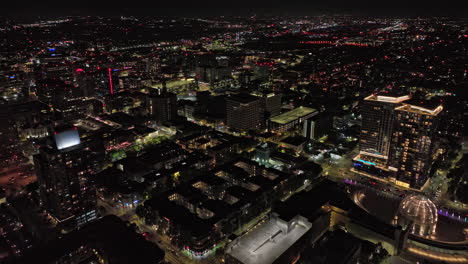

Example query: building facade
[146,89,178,124]
[226,94,264,131]
[388,102,442,188]
[34,127,99,229]
[354,94,442,189]
[358,94,410,166]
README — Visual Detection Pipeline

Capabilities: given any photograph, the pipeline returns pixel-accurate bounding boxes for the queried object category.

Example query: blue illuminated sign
[48,48,56,52]
[357,159,376,166]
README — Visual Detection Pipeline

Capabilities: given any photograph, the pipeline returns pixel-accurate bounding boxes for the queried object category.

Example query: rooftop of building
[270,152,309,166]
[226,93,261,104]
[193,174,226,187]
[401,98,443,110]
[226,217,312,264]
[250,90,277,97]
[146,196,214,237]
[280,135,308,147]
[274,179,339,222]
[295,161,323,175]
[96,173,146,195]
[396,98,443,116]
[143,158,288,239]
[364,92,410,104]
[270,106,317,125]
[105,112,145,128]
[140,141,187,164]
[301,230,361,264]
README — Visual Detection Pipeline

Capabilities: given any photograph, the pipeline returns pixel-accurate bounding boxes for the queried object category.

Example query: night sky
[1,0,466,16]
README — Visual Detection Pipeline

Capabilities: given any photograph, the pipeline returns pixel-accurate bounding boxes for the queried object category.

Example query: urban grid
[0,10,466,264]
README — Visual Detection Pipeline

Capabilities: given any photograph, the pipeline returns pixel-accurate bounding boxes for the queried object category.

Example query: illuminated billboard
[54,129,81,150]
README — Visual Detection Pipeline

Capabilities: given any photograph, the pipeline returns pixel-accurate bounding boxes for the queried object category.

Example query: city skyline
[0,13,466,264]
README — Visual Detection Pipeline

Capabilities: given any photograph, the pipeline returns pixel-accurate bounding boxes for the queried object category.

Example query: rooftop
[364,93,410,104]
[226,93,261,104]
[302,230,361,264]
[395,100,443,116]
[270,106,317,125]
[405,98,443,109]
[226,217,312,264]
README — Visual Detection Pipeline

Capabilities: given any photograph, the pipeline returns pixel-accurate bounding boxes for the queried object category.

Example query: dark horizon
[1,2,467,17]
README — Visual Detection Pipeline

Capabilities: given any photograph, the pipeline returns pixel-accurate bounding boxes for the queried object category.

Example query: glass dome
[397,194,438,237]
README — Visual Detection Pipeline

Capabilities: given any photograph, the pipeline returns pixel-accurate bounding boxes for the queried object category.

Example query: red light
[75,68,84,73]
[108,68,114,95]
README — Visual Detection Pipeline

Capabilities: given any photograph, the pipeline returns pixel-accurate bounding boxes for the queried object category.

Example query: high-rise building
[73,68,96,97]
[354,95,443,189]
[358,93,410,166]
[95,68,119,98]
[146,88,178,124]
[195,55,231,83]
[251,90,282,118]
[34,126,99,229]
[226,93,263,131]
[389,100,443,188]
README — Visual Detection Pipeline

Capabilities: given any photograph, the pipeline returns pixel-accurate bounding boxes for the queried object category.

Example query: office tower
[36,77,94,121]
[251,90,282,118]
[54,98,95,122]
[226,93,263,131]
[195,66,231,83]
[389,100,443,189]
[358,93,410,166]
[34,126,98,229]
[95,68,119,98]
[35,79,69,106]
[36,48,73,82]
[74,68,96,97]
[195,55,231,83]
[145,57,161,76]
[146,88,178,124]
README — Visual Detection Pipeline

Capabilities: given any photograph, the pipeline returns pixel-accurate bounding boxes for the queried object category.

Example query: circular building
[397,194,438,237]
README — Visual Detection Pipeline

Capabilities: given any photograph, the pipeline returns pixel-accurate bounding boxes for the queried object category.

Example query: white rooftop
[226,217,311,264]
